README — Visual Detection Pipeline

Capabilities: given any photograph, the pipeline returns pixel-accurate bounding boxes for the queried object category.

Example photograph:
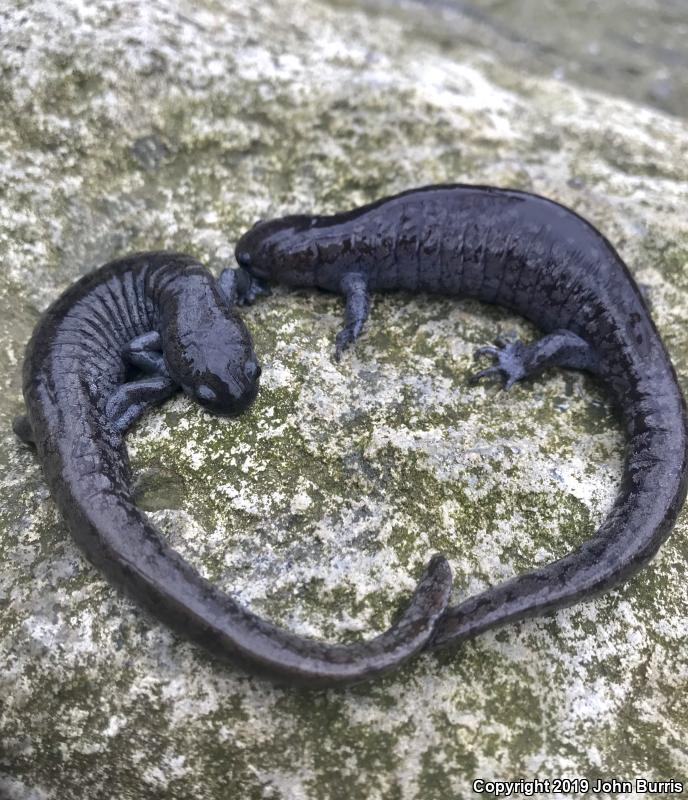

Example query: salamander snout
[183,349,262,417]
[191,364,261,416]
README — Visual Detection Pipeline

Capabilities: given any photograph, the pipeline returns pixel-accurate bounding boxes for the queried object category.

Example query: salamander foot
[469,329,598,389]
[106,376,177,433]
[469,334,527,389]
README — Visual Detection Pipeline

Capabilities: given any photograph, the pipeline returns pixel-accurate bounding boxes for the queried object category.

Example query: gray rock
[1,1,687,798]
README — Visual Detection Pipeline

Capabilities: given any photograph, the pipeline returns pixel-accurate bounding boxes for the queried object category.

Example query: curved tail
[430,365,688,649]
[63,477,452,687]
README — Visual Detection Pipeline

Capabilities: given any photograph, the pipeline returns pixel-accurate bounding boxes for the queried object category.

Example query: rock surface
[1,1,687,798]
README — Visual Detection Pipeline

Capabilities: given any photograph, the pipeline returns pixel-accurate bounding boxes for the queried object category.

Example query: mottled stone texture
[1,1,687,798]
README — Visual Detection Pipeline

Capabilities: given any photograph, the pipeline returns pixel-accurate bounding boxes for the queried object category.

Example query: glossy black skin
[15,251,453,687]
[235,184,688,651]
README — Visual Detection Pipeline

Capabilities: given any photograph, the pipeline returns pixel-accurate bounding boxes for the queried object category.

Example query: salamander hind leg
[469,329,599,390]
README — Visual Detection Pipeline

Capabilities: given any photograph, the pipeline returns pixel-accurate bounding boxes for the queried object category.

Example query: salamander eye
[237,251,251,268]
[196,385,217,403]
[243,360,261,383]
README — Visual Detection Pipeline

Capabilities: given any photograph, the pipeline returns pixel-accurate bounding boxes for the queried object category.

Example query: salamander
[234,183,688,651]
[13,250,452,687]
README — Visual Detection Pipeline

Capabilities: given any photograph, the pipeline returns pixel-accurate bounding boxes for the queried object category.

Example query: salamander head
[164,303,261,416]
[234,215,319,287]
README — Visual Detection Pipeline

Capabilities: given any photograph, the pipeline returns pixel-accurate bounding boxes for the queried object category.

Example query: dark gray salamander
[14,251,452,687]
[234,183,688,651]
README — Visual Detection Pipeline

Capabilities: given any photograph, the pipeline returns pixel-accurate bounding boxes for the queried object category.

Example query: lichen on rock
[1,0,687,798]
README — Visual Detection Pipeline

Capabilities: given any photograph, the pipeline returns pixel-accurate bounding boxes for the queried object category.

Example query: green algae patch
[2,0,688,798]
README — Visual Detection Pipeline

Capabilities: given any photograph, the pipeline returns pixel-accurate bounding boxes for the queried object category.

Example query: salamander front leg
[217,268,270,308]
[106,376,177,433]
[123,331,169,376]
[335,272,370,361]
[469,329,599,389]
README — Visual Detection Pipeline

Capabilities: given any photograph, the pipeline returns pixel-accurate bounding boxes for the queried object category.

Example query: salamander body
[235,184,688,650]
[14,251,452,686]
